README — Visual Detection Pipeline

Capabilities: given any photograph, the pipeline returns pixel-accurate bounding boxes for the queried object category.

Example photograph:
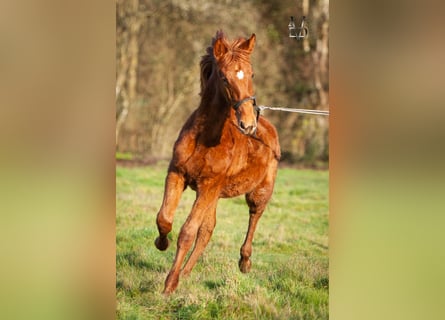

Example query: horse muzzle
[233,96,259,136]
[238,119,257,135]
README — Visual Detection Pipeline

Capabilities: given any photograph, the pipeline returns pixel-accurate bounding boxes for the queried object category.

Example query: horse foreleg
[155,171,185,251]
[163,192,218,294]
[181,207,217,277]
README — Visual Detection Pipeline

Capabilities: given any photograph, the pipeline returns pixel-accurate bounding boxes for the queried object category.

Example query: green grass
[116,163,328,319]
[116,152,134,160]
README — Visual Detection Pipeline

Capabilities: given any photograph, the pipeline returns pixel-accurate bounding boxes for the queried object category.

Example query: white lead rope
[257,105,329,116]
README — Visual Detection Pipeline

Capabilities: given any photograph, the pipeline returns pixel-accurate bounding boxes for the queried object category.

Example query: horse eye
[251,73,255,79]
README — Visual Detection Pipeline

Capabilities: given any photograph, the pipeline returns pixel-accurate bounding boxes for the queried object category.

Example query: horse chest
[184,142,236,178]
[175,120,273,197]
[189,140,269,197]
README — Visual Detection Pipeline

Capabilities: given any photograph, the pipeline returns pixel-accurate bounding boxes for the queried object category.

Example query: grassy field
[116,162,328,319]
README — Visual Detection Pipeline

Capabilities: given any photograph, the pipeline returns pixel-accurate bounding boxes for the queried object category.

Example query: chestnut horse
[155,31,280,294]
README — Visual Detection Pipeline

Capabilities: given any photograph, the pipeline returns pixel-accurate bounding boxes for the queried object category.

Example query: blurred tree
[116,0,151,146]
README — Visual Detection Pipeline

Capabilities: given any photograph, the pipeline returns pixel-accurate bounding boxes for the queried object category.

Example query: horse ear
[240,33,256,53]
[213,38,228,60]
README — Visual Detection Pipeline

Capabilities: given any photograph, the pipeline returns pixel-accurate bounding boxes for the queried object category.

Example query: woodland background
[116,0,329,167]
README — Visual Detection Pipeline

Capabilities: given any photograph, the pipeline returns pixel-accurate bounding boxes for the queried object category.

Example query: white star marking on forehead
[236,70,244,80]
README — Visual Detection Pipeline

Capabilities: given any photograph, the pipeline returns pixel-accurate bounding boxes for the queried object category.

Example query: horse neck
[196,87,231,147]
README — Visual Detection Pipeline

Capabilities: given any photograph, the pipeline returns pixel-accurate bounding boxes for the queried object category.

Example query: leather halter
[232,96,261,122]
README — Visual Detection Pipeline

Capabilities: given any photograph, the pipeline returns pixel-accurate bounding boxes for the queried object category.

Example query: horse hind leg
[163,191,219,294]
[155,171,185,251]
[239,199,266,273]
[181,208,217,277]
[239,167,277,273]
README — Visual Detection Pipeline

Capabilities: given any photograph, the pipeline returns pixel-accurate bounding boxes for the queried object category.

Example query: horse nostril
[239,121,257,135]
[248,126,257,135]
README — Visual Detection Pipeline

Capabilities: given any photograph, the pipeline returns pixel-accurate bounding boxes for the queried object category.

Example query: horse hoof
[155,237,170,251]
[238,258,251,273]
[163,272,179,294]
[162,286,174,296]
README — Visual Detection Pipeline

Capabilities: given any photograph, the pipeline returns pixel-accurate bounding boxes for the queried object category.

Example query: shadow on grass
[314,276,329,289]
[307,239,328,250]
[204,279,226,290]
[117,251,167,272]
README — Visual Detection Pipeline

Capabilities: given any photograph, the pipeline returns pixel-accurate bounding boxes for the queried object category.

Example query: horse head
[213,33,258,135]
